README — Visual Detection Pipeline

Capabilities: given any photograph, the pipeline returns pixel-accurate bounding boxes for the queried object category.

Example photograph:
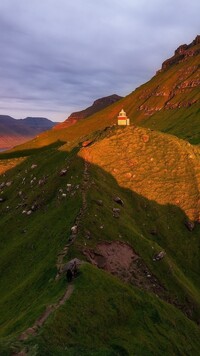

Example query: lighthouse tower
[117,109,130,126]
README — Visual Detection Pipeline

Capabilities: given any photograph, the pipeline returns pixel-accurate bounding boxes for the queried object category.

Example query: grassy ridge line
[5,47,199,154]
[0,148,83,339]
[0,128,200,353]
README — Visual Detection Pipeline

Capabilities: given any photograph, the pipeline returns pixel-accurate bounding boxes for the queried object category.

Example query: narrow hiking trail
[56,159,90,276]
[14,158,91,355]
[18,284,74,342]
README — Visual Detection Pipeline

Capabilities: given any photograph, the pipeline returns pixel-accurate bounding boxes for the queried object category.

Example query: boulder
[59,169,67,176]
[26,210,32,216]
[6,181,12,187]
[38,178,46,186]
[71,225,78,234]
[62,258,82,273]
[153,251,166,261]
[185,219,195,232]
[0,182,5,189]
[67,184,72,192]
[82,140,93,147]
[113,196,124,206]
[95,199,103,206]
[31,164,37,169]
[112,207,121,218]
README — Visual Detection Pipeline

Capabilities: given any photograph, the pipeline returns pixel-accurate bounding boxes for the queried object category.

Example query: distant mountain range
[0,94,123,149]
[53,94,123,130]
[0,116,57,149]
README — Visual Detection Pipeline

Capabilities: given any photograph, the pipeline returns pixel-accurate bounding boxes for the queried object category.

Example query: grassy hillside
[0,125,200,355]
[5,40,199,155]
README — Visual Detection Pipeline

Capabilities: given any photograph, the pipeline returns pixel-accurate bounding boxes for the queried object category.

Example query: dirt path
[56,159,90,276]
[14,158,90,355]
[18,284,74,343]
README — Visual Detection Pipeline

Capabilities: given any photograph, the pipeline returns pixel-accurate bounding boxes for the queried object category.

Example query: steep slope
[0,37,200,355]
[10,36,200,154]
[0,125,200,355]
[0,116,56,150]
[54,94,122,130]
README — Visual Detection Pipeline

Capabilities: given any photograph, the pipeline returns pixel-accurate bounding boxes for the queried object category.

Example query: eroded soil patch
[83,241,165,295]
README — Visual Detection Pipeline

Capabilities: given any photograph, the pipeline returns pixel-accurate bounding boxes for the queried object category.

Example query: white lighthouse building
[117,109,130,126]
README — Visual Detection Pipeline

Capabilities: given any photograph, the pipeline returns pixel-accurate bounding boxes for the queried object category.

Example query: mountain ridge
[53,94,123,130]
[0,115,57,149]
[0,36,200,355]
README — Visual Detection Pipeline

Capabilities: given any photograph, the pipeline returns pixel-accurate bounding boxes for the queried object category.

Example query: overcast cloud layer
[0,0,199,121]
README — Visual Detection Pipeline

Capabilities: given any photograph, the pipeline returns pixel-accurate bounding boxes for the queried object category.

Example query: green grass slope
[0,125,200,355]
[5,40,199,155]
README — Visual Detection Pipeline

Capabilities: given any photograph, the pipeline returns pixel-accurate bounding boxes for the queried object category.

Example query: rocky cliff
[158,35,200,72]
[54,94,122,130]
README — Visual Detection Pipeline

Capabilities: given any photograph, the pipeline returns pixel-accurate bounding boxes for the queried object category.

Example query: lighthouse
[117,109,130,126]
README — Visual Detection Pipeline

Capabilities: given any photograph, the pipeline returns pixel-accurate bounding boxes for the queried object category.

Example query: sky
[0,0,199,122]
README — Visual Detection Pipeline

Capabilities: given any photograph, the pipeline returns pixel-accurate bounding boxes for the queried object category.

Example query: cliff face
[54,94,122,130]
[158,35,200,72]
[133,36,200,121]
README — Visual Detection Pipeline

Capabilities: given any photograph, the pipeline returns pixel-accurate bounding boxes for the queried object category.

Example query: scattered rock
[112,207,121,218]
[82,140,93,147]
[150,228,158,236]
[26,210,32,216]
[31,164,37,169]
[85,230,91,239]
[38,178,46,186]
[31,204,38,212]
[0,182,5,189]
[59,169,67,176]
[153,251,166,261]
[71,225,78,234]
[185,219,195,232]
[67,184,72,192]
[113,196,124,206]
[68,235,75,242]
[142,134,150,143]
[6,181,12,187]
[62,193,67,198]
[0,197,5,202]
[95,199,103,206]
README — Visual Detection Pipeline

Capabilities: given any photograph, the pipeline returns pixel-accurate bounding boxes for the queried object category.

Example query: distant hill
[13,35,200,153]
[54,94,123,130]
[1,36,200,355]
[0,115,57,149]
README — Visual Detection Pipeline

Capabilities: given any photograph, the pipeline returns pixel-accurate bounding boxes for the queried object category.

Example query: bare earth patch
[83,241,165,295]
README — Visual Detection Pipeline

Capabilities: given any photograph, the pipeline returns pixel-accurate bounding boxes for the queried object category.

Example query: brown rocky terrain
[158,35,200,72]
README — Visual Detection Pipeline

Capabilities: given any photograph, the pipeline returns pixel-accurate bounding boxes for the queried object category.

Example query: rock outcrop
[158,35,200,72]
[53,94,123,130]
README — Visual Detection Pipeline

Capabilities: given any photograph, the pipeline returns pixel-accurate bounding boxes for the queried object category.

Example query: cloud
[0,0,199,121]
